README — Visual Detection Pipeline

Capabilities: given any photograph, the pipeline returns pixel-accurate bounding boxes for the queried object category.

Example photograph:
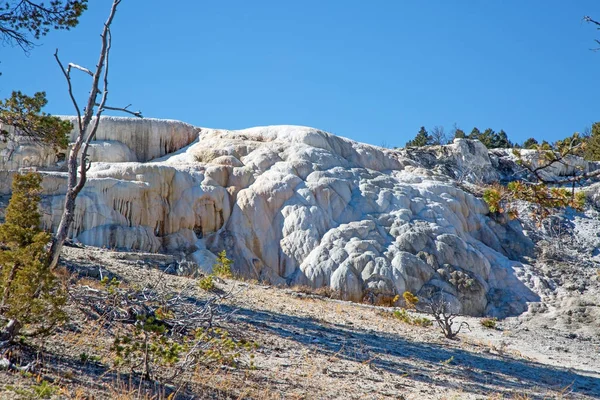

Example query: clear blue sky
[2,0,599,147]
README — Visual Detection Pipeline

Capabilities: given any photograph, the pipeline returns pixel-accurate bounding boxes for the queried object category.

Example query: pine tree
[406,126,432,147]
[523,138,539,149]
[452,125,466,140]
[467,127,512,149]
[584,122,600,161]
[0,1,87,51]
[494,129,512,148]
[0,173,66,344]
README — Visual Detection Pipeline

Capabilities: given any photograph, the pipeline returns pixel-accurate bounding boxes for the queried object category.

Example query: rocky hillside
[1,117,599,320]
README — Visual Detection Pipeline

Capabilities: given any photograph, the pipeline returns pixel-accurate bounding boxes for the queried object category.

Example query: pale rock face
[60,116,200,162]
[1,117,569,316]
[86,141,138,163]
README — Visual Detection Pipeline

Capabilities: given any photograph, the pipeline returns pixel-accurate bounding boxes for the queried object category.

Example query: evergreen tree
[584,122,600,161]
[468,127,482,142]
[406,126,431,147]
[0,91,72,152]
[467,127,512,149]
[494,129,512,148]
[523,138,539,149]
[479,128,496,148]
[0,173,65,344]
[0,1,87,51]
[453,128,466,140]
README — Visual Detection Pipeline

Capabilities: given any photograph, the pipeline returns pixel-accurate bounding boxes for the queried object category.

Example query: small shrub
[480,317,498,329]
[199,275,215,291]
[392,309,432,327]
[403,291,419,309]
[213,250,233,278]
[101,276,121,294]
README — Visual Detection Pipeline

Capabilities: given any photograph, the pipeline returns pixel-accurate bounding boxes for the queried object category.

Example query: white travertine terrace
[6,116,596,317]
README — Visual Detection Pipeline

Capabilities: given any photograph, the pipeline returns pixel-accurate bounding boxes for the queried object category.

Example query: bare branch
[584,16,600,28]
[67,63,93,76]
[97,104,143,118]
[54,49,82,133]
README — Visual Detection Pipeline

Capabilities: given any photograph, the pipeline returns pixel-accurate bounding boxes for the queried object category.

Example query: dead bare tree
[48,0,142,270]
[430,125,448,146]
[427,292,470,339]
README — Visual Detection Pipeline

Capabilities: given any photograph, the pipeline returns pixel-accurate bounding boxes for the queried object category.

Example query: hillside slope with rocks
[1,117,599,323]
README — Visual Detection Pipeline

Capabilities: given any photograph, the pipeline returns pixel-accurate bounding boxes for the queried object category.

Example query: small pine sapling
[213,250,233,278]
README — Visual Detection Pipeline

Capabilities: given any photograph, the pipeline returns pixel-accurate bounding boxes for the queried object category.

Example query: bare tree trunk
[48,143,80,269]
[47,0,141,270]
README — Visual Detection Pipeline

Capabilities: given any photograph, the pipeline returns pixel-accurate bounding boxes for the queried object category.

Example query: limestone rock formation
[5,116,593,317]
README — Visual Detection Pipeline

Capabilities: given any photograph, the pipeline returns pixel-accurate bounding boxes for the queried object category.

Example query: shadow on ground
[229,303,600,398]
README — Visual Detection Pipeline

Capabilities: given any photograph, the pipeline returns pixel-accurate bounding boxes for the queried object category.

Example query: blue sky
[1,0,599,147]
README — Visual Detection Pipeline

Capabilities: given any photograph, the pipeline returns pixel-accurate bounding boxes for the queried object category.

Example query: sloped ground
[1,247,599,399]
